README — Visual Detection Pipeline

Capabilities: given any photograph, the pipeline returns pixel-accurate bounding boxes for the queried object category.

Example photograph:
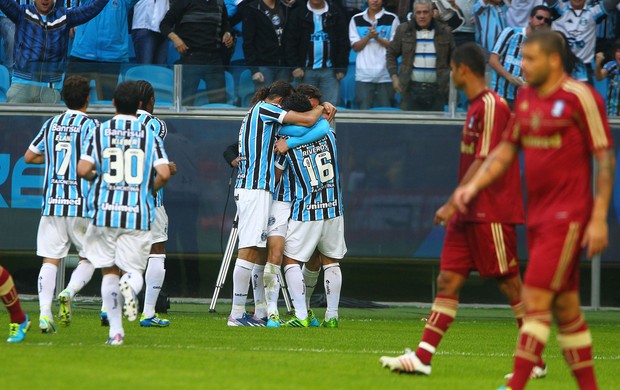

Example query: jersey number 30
[302,151,334,186]
[102,147,145,185]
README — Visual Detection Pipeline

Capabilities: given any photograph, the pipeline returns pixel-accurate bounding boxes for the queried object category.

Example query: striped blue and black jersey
[285,129,342,222]
[274,155,294,203]
[472,0,508,53]
[137,109,168,208]
[29,109,98,218]
[308,12,333,69]
[235,101,287,192]
[82,114,169,230]
[491,26,526,101]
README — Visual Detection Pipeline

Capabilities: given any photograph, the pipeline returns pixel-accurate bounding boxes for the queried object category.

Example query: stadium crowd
[0,0,619,113]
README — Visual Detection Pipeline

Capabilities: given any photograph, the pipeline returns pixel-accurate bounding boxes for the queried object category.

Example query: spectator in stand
[160,0,234,105]
[386,0,455,111]
[547,0,620,83]
[488,5,551,107]
[132,0,170,64]
[68,0,137,100]
[349,0,399,109]
[595,41,620,116]
[0,0,109,104]
[0,9,14,72]
[284,0,349,104]
[451,0,476,46]
[505,0,543,28]
[595,1,620,62]
[472,0,508,57]
[243,0,294,90]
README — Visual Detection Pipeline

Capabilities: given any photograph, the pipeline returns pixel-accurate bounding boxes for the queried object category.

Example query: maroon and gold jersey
[459,89,524,224]
[504,76,613,227]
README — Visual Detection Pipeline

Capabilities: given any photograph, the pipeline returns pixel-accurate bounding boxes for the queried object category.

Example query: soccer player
[454,30,614,390]
[1,265,30,343]
[272,92,346,328]
[24,75,99,333]
[228,81,335,326]
[78,81,171,345]
[379,42,537,376]
[135,80,176,328]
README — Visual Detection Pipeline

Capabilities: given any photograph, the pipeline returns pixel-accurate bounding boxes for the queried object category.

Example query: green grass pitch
[1,301,618,389]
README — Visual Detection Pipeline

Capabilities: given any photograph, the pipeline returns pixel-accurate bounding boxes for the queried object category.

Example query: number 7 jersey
[81,115,169,230]
[285,129,343,221]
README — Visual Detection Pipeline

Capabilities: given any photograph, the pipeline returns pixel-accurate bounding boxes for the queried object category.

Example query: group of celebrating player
[380,31,613,390]
[228,81,346,328]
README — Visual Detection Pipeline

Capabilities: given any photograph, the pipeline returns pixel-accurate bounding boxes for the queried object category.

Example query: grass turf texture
[1,302,618,389]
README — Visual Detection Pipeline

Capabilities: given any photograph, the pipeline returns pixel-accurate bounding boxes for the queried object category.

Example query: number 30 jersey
[29,109,99,218]
[285,129,343,222]
[81,115,169,230]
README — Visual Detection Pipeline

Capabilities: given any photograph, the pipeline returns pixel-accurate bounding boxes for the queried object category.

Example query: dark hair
[451,42,486,77]
[530,4,552,21]
[615,38,620,51]
[113,81,141,115]
[296,83,323,101]
[555,31,577,74]
[61,75,90,110]
[249,80,294,106]
[281,92,313,112]
[135,80,155,109]
[524,30,565,58]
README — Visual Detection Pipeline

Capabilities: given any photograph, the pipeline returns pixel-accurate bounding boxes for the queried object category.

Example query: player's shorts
[268,200,291,238]
[235,188,272,249]
[525,221,586,292]
[441,220,520,279]
[82,224,152,273]
[36,216,90,259]
[284,216,347,262]
[151,206,169,244]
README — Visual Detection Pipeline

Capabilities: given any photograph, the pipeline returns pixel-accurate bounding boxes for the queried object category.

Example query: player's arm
[24,149,44,165]
[282,105,325,127]
[153,162,171,191]
[581,149,615,258]
[77,158,97,181]
[453,141,519,213]
[275,119,331,155]
[434,159,484,226]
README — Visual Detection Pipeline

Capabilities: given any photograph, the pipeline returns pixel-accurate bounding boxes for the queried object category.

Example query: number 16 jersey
[81,115,169,231]
[285,128,343,221]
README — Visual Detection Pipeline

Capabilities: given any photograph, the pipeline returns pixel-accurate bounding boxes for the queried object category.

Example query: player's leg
[1,265,30,343]
[58,217,96,326]
[282,256,309,327]
[381,220,470,374]
[116,229,151,323]
[229,189,270,326]
[263,200,291,326]
[553,282,597,388]
[303,251,321,327]
[252,255,268,321]
[101,266,124,345]
[141,206,170,327]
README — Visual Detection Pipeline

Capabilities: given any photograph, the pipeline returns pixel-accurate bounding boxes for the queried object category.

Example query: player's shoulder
[559,77,601,104]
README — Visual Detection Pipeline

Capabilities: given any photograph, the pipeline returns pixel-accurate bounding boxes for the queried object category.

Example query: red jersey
[504,76,613,227]
[459,89,524,224]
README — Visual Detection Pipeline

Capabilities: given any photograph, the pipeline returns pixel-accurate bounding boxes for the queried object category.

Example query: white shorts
[36,216,90,259]
[82,224,152,273]
[151,206,169,244]
[235,188,272,249]
[284,216,347,262]
[268,200,291,238]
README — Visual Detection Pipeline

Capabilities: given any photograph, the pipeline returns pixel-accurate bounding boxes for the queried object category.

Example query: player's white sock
[284,264,307,320]
[143,254,166,318]
[65,260,95,298]
[252,264,267,318]
[119,269,144,296]
[323,263,342,320]
[38,262,58,318]
[101,274,124,338]
[302,266,320,308]
[231,258,253,318]
[263,262,280,316]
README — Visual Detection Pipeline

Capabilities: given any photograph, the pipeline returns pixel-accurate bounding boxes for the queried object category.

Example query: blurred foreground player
[1,265,30,343]
[454,31,614,390]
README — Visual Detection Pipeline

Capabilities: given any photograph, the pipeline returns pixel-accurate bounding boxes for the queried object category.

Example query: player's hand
[274,138,290,155]
[252,71,265,83]
[509,75,525,86]
[292,68,305,79]
[434,202,456,228]
[581,218,609,259]
[595,52,605,65]
[169,161,177,175]
[222,32,234,48]
[231,157,240,168]
[391,75,402,93]
[453,183,477,214]
[173,36,189,55]
[322,102,337,121]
